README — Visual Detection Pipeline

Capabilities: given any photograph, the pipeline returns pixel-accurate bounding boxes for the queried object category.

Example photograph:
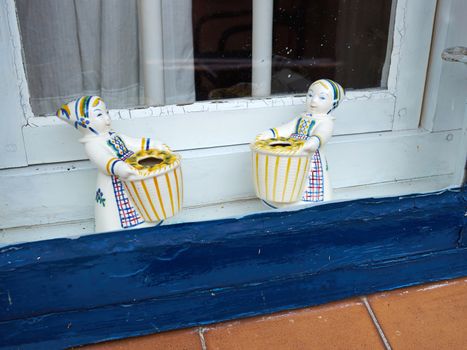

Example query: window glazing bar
[138,0,165,106]
[252,0,273,97]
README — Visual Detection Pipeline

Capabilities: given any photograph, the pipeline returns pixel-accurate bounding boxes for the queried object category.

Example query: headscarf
[311,79,345,112]
[56,96,106,135]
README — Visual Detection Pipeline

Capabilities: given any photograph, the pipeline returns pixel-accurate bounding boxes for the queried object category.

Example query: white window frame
[2,0,437,166]
[3,0,466,239]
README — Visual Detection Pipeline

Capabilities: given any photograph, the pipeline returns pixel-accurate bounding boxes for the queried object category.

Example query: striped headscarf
[56,96,106,135]
[311,79,345,112]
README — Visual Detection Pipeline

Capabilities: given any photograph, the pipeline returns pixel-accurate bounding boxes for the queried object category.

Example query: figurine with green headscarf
[256,79,344,205]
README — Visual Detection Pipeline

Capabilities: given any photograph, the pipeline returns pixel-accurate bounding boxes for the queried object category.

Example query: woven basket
[122,149,183,222]
[250,137,310,204]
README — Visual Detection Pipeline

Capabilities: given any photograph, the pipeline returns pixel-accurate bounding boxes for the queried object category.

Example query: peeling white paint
[4,0,34,123]
[415,281,454,292]
[23,89,395,128]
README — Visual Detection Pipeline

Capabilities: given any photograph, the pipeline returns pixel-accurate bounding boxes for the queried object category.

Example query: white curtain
[16,0,195,115]
[161,0,195,105]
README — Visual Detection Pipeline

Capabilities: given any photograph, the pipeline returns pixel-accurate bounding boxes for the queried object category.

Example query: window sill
[0,174,459,247]
[0,127,463,245]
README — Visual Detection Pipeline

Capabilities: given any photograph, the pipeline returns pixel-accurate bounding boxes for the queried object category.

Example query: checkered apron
[290,117,325,202]
[111,176,143,228]
[108,134,144,228]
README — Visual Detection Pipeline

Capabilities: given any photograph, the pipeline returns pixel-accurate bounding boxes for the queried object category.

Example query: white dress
[82,131,160,232]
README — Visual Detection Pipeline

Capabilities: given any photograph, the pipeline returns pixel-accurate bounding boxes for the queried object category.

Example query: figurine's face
[306,82,334,114]
[88,102,111,134]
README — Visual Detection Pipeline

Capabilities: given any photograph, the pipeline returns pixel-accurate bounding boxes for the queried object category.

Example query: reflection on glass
[271,0,394,94]
[194,0,393,99]
[193,0,253,100]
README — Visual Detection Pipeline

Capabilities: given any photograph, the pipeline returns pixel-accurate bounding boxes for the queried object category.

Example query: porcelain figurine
[56,96,182,232]
[253,79,344,207]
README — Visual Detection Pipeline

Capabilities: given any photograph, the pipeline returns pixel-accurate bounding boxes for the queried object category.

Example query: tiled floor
[79,277,467,350]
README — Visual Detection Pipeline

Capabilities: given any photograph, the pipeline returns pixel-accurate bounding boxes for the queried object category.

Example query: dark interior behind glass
[193,0,393,100]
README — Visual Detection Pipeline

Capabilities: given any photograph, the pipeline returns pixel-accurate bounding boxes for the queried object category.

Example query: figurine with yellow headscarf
[252,79,344,207]
[56,96,181,232]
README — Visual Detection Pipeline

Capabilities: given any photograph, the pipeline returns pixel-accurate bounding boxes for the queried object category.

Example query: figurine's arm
[84,142,138,180]
[302,118,334,154]
[256,118,298,140]
[120,135,170,152]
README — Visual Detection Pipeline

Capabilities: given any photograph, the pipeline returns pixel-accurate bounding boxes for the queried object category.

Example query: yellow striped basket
[250,137,310,204]
[122,149,183,222]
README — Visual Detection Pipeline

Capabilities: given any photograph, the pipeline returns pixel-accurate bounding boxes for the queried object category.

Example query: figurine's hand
[114,162,139,181]
[302,140,318,154]
[256,132,271,141]
[153,142,171,152]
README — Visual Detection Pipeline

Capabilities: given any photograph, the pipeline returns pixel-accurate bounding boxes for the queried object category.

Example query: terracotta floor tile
[203,299,385,350]
[368,277,467,350]
[77,328,202,350]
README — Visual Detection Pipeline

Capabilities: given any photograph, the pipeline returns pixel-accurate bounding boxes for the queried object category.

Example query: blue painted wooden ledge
[0,189,466,349]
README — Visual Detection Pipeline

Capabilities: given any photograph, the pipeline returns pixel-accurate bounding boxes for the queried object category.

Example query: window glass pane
[16,0,394,115]
[16,0,146,115]
[16,0,197,115]
[193,0,252,100]
[271,0,393,94]
[193,0,393,100]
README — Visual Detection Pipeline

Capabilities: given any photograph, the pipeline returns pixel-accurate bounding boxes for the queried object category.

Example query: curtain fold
[16,0,195,115]
[162,0,195,105]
